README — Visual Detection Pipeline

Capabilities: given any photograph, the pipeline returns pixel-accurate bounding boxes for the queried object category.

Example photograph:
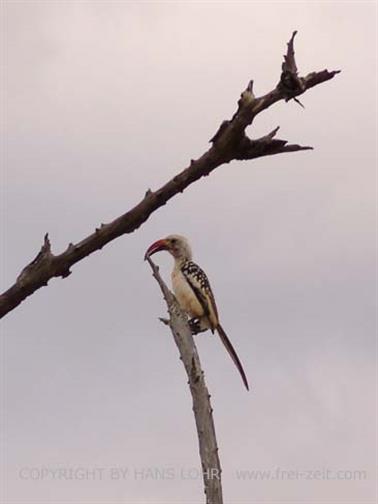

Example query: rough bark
[146,257,223,504]
[0,32,340,319]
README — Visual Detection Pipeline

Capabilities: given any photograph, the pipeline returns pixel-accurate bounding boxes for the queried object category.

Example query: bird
[145,234,249,390]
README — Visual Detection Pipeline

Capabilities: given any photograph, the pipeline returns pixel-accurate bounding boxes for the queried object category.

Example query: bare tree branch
[279,30,305,107]
[234,126,313,160]
[0,31,340,319]
[146,257,223,504]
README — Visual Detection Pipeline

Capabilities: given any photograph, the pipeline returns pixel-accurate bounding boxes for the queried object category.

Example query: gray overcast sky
[1,1,376,503]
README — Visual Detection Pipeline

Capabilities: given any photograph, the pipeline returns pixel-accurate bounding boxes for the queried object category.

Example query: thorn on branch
[238,80,256,109]
[17,233,53,285]
[280,143,313,153]
[283,30,298,75]
[61,269,72,279]
[268,126,280,139]
[279,30,306,103]
[235,130,313,160]
[144,188,152,198]
[303,69,341,87]
[33,233,51,259]
[159,317,170,326]
[209,120,230,144]
[293,97,305,108]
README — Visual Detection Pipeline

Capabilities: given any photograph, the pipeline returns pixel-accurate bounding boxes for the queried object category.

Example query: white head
[145,234,192,262]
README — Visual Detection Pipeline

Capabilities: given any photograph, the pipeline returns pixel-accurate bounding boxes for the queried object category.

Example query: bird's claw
[189,318,207,335]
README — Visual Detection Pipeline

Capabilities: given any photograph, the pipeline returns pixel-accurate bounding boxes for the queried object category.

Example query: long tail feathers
[216,324,249,391]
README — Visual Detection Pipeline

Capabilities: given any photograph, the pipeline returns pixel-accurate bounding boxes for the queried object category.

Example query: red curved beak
[144,239,169,260]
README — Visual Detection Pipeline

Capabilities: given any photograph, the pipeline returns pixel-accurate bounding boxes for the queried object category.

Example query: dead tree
[1,31,340,504]
[147,257,223,504]
[0,31,340,321]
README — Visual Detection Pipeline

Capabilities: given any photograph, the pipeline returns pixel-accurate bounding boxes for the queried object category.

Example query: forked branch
[0,31,340,318]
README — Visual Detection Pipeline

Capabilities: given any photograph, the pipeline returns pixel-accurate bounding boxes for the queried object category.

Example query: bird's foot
[188,318,207,335]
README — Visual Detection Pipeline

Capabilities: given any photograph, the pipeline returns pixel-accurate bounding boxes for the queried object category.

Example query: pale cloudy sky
[1,1,376,503]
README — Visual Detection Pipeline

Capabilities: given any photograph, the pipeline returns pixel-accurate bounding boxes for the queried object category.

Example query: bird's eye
[171,238,177,245]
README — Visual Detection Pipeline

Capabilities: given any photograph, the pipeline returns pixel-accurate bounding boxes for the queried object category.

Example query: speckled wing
[181,261,219,330]
[181,261,249,390]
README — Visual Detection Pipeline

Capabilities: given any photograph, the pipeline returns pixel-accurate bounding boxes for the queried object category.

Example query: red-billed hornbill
[145,234,249,390]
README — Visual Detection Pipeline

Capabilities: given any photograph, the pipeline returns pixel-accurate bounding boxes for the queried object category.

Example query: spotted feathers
[179,260,219,329]
[181,261,212,293]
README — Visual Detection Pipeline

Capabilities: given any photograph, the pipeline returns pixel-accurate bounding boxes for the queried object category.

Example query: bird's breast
[171,268,205,318]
